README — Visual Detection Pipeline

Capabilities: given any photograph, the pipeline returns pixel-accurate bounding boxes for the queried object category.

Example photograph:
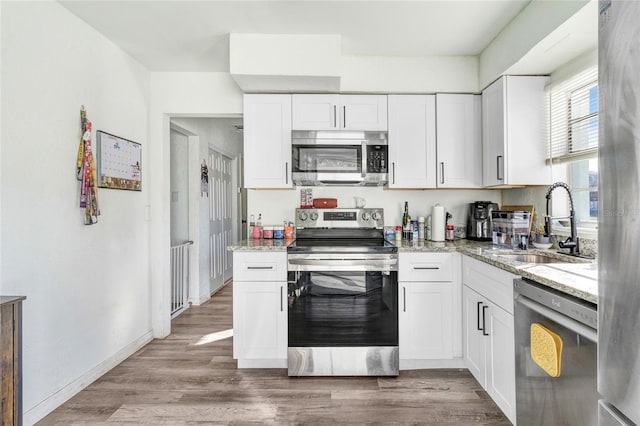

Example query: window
[547,66,598,234]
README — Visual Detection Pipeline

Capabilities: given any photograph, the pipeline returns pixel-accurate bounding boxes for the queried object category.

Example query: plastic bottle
[252,213,262,239]
[426,215,432,241]
[418,217,425,240]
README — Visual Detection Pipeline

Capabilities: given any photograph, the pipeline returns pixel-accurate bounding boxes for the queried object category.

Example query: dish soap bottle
[252,213,262,239]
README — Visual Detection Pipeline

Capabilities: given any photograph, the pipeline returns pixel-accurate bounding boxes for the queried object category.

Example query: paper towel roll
[432,204,446,242]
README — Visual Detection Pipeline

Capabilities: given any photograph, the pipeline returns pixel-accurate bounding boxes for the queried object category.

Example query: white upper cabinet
[387,95,437,188]
[243,94,292,189]
[292,94,387,131]
[482,76,551,187]
[436,94,482,188]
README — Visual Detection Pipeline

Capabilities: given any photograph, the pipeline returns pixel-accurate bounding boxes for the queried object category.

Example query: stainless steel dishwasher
[514,278,598,426]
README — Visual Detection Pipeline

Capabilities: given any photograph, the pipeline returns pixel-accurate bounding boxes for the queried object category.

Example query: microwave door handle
[361,141,367,178]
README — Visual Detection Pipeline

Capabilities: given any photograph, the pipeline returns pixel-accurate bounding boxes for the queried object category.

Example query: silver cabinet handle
[403,287,406,312]
[392,162,396,184]
[343,105,346,128]
[285,162,289,184]
[440,162,445,184]
[247,266,274,270]
[280,286,283,312]
[476,301,483,331]
[361,141,367,178]
[333,105,337,128]
[413,266,440,270]
[496,155,503,181]
[482,305,489,336]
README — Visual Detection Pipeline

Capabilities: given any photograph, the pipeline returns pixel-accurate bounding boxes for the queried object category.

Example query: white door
[221,155,233,282]
[485,300,516,423]
[463,285,486,385]
[387,95,436,188]
[292,94,339,130]
[482,78,506,187]
[234,281,287,360]
[399,281,453,360]
[208,149,223,293]
[339,95,388,131]
[436,94,482,188]
[243,94,292,188]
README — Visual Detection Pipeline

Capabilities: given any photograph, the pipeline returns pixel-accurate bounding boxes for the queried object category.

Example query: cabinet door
[243,94,292,188]
[399,281,453,360]
[462,285,486,385]
[485,300,516,423]
[482,78,506,187]
[436,94,482,188]
[292,94,339,130]
[339,95,388,131]
[387,95,436,188]
[233,281,287,360]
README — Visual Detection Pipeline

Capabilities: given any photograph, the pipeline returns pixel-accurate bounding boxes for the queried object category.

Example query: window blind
[547,66,599,164]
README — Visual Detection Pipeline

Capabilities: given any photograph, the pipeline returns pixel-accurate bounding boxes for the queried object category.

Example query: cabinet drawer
[233,252,287,282]
[462,256,517,314]
[399,253,454,282]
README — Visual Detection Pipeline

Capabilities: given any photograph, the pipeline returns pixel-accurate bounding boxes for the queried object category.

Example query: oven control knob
[310,211,319,221]
[372,212,381,221]
[362,212,370,221]
[298,211,308,221]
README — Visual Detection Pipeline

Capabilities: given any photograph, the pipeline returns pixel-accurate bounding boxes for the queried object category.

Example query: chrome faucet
[545,182,580,256]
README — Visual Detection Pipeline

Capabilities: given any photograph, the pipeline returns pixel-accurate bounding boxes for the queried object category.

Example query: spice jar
[446,224,455,241]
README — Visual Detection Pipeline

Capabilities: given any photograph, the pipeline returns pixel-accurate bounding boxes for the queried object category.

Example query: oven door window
[288,270,398,347]
[292,145,362,173]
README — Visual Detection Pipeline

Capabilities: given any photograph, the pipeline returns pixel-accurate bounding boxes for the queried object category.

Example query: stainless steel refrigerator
[598,1,640,424]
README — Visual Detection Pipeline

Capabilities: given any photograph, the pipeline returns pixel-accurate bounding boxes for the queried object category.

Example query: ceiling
[59,0,534,72]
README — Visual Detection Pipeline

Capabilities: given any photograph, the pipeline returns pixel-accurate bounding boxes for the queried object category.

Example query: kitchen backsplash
[247,187,502,231]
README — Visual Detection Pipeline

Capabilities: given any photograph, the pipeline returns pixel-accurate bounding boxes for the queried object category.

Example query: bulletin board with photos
[96,130,142,191]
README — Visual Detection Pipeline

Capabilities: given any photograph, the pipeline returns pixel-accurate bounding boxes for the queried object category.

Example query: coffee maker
[467,201,499,241]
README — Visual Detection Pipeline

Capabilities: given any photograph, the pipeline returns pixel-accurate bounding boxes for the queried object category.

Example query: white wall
[1,2,151,423]
[148,72,243,337]
[248,187,502,232]
[341,56,479,93]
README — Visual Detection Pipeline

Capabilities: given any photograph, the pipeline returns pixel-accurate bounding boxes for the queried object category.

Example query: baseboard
[194,279,232,305]
[23,330,154,425]
[238,358,287,368]
[400,358,466,370]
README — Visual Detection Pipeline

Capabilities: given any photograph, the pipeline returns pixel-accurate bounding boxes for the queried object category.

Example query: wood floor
[38,283,510,425]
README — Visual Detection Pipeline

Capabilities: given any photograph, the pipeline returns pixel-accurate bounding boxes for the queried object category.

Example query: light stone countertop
[228,237,598,304]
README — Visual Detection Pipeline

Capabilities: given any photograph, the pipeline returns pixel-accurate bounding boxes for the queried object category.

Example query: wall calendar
[96,130,142,191]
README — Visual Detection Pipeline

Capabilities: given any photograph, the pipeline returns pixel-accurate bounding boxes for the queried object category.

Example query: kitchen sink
[496,254,563,264]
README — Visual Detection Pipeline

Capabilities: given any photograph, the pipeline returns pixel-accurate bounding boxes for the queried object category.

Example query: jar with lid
[273,226,284,239]
[446,224,455,241]
[263,226,274,239]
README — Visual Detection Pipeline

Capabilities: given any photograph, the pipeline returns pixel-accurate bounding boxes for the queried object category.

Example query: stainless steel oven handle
[515,294,597,342]
[288,258,397,266]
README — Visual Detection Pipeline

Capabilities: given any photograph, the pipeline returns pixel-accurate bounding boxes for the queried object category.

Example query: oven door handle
[515,294,597,342]
[288,258,398,272]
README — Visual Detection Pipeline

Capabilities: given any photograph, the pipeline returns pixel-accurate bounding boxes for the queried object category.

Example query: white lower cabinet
[398,253,462,369]
[233,251,287,368]
[462,256,516,424]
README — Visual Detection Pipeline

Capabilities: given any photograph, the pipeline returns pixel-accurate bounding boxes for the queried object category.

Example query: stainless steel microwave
[291,131,388,186]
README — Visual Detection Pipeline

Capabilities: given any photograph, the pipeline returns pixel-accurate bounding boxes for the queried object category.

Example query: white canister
[431,204,446,242]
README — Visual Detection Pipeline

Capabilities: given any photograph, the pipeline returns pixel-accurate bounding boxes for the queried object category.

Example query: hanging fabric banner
[76,106,100,224]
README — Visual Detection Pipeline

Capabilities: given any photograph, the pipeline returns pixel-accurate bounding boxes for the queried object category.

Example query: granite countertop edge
[227,238,598,304]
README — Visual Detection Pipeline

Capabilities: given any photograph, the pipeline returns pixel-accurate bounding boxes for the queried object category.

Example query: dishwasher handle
[515,294,597,342]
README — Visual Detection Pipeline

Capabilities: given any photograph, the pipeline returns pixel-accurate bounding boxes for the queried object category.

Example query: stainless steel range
[287,208,399,376]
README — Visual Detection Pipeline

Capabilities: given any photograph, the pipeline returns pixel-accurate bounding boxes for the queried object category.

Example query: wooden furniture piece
[1,296,25,426]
